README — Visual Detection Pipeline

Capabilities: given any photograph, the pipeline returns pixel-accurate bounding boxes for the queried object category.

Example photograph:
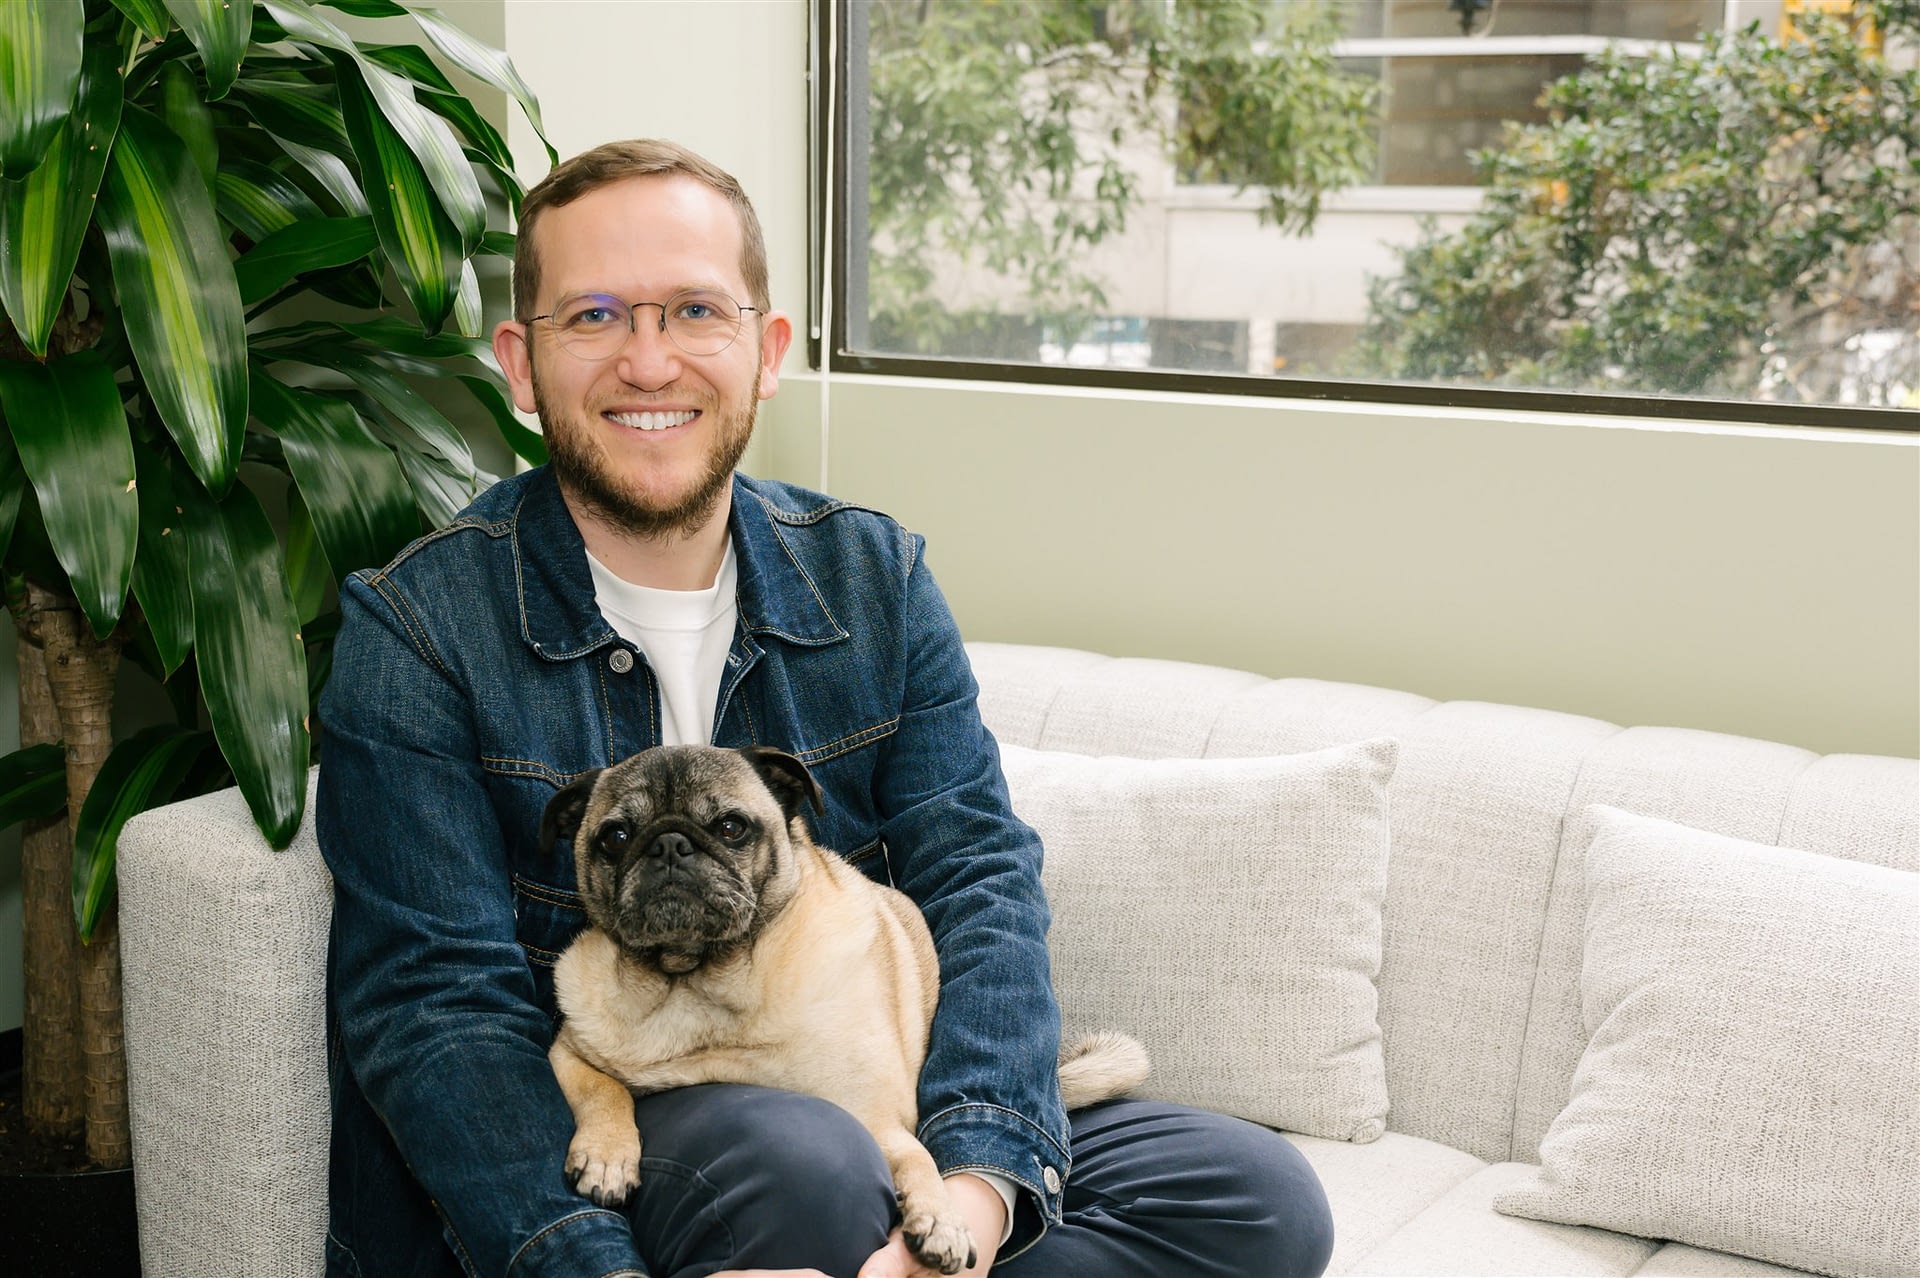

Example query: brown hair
[511,138,771,319]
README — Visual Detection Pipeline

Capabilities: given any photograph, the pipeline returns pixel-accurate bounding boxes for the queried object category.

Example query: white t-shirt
[586,540,739,747]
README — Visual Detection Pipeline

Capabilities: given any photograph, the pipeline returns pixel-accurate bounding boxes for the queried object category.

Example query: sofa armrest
[117,770,331,1278]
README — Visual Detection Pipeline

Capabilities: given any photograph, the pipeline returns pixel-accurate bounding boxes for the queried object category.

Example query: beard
[532,343,760,541]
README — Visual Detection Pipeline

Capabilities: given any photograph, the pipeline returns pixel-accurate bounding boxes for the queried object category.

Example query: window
[827,0,1919,429]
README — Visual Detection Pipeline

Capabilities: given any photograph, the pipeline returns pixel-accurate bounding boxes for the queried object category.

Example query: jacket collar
[513,468,846,661]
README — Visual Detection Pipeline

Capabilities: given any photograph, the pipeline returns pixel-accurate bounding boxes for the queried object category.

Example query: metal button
[1042,1166,1061,1194]
[608,648,634,674]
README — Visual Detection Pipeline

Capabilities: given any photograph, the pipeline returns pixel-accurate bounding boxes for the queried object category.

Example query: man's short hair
[511,138,771,318]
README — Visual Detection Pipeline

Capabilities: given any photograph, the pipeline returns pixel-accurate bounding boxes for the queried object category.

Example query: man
[317,138,1333,1278]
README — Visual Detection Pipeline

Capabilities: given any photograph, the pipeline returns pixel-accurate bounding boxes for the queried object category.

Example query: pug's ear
[739,747,824,819]
[540,769,603,856]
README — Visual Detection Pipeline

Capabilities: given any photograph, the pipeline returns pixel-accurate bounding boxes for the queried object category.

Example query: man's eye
[674,301,714,322]
[567,306,620,327]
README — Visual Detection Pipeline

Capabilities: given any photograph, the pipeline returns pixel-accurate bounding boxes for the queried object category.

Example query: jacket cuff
[918,1103,1071,1257]
[503,1207,644,1278]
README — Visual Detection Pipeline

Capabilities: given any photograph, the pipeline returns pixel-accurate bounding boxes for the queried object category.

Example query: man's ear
[493,318,538,414]
[755,310,794,401]
[539,769,602,857]
[739,746,823,821]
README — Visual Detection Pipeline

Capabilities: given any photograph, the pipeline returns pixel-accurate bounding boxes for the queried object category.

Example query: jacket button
[608,649,634,674]
[1042,1166,1061,1194]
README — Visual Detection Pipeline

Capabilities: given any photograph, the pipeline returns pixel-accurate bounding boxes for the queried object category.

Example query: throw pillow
[997,737,1397,1142]
[1493,805,1919,1277]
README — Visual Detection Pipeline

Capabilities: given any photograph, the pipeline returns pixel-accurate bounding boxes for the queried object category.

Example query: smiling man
[316,139,1333,1278]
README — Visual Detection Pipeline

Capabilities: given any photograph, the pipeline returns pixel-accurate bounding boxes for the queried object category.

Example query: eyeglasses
[528,289,764,359]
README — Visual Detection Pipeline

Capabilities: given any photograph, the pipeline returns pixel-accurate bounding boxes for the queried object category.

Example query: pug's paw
[565,1126,642,1207]
[901,1207,976,1276]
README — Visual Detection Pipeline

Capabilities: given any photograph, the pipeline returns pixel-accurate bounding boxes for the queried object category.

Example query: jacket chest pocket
[790,729,892,874]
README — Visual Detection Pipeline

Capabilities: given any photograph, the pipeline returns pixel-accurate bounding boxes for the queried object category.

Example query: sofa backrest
[965,642,1920,1164]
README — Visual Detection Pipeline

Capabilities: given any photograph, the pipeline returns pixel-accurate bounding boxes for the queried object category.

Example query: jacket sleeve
[873,541,1072,1256]
[317,572,645,1278]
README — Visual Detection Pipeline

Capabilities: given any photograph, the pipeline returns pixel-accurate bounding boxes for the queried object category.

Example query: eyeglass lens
[546,290,746,357]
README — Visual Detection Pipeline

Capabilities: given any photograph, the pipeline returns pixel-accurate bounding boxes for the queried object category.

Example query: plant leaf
[0,741,67,831]
[228,80,370,216]
[260,339,474,473]
[0,350,139,638]
[72,724,212,941]
[273,136,371,217]
[229,80,353,153]
[161,0,252,100]
[97,103,248,496]
[0,33,125,357]
[129,435,197,676]
[107,0,173,43]
[0,425,26,561]
[452,255,480,337]
[157,60,219,198]
[409,4,555,165]
[233,214,377,304]
[215,158,328,241]
[264,0,484,255]
[363,41,524,211]
[0,0,85,179]
[254,315,496,369]
[388,439,470,527]
[284,486,328,624]
[186,480,310,849]
[457,373,545,467]
[252,368,416,577]
[331,54,462,332]
[317,0,407,15]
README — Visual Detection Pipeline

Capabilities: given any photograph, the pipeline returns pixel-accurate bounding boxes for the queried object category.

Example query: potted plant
[0,0,548,1267]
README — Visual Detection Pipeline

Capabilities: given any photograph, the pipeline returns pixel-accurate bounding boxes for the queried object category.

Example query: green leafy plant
[0,0,548,1171]
[1351,0,1920,407]
[864,0,1377,353]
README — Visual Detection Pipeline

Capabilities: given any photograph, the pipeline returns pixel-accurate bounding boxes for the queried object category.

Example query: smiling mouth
[605,409,700,432]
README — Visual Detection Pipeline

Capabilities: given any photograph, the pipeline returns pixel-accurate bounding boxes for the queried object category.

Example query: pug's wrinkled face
[540,746,821,975]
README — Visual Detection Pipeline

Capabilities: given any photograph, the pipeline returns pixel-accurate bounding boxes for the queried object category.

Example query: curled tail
[1057,1031,1151,1110]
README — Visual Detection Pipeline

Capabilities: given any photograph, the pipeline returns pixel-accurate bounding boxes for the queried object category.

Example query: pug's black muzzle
[612,823,754,960]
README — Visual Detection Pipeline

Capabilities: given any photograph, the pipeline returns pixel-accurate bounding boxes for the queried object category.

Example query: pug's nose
[647,832,695,863]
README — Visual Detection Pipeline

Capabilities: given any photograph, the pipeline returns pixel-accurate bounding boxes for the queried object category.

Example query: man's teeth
[606,409,698,431]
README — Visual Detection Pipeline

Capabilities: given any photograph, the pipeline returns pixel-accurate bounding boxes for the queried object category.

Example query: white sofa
[117,642,1919,1278]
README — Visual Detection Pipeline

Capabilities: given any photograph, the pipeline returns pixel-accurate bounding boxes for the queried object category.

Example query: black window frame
[814,0,1919,436]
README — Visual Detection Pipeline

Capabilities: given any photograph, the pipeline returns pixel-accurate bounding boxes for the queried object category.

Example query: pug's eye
[714,814,752,844]
[593,821,631,857]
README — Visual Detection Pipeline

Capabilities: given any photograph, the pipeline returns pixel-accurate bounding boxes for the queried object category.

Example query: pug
[538,744,1149,1276]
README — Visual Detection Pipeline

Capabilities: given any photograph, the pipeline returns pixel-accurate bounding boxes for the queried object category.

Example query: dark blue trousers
[625,1085,1334,1278]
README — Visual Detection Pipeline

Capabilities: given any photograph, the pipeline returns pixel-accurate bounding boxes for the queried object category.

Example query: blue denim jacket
[316,466,1068,1278]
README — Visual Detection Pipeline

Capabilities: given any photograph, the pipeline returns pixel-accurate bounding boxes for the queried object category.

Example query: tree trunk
[16,620,84,1142]
[36,585,128,1169]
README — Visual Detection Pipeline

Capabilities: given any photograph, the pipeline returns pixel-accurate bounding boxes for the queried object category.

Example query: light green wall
[763,378,1919,757]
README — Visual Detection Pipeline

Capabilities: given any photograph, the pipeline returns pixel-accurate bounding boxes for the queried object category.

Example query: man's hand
[856,1172,1006,1278]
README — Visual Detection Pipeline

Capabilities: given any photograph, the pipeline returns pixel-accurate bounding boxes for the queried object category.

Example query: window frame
[814,0,1920,435]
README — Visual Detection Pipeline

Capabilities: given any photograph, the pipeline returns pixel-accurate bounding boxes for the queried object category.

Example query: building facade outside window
[835,0,1919,424]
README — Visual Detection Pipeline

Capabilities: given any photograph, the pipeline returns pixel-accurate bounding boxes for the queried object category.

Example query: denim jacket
[315,466,1068,1278]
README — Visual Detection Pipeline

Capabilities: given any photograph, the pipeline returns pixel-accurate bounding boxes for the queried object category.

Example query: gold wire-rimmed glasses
[528,289,764,359]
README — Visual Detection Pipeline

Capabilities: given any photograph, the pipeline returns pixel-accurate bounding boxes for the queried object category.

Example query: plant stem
[15,610,84,1142]
[37,587,128,1169]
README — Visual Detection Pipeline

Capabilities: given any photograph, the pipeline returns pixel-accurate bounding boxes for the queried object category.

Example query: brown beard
[531,338,760,541]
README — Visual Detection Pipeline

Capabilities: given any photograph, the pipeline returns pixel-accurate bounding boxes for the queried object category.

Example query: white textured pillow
[998,737,1397,1142]
[1494,805,1920,1277]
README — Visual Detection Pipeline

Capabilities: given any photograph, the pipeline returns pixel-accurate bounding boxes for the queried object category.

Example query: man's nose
[612,305,683,383]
